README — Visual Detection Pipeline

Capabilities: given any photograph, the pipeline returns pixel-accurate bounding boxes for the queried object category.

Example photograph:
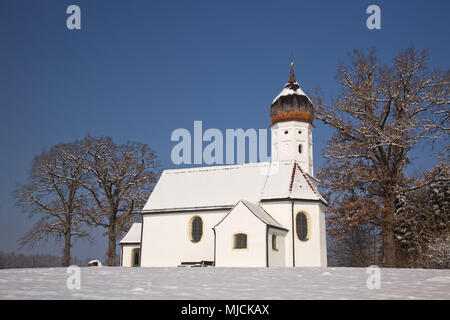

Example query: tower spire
[288,61,296,83]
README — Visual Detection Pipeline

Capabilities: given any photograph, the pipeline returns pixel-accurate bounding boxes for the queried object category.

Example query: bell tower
[270,62,315,176]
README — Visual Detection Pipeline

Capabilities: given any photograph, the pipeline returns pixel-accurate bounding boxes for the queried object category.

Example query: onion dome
[270,62,314,125]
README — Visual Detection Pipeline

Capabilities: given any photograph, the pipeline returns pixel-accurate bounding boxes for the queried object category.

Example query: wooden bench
[178,260,214,267]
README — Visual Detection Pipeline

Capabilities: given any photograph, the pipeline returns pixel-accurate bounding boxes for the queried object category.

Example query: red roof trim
[295,164,319,196]
[214,200,287,231]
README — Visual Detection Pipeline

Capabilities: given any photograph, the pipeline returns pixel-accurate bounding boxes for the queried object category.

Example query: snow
[143,161,324,212]
[240,200,287,230]
[120,223,142,244]
[271,82,311,104]
[87,260,103,267]
[0,267,449,300]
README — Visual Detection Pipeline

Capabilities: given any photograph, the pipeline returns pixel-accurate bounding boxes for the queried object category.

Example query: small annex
[214,200,288,267]
[119,222,141,267]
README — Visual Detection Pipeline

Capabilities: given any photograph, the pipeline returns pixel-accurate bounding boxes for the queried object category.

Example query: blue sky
[0,0,449,261]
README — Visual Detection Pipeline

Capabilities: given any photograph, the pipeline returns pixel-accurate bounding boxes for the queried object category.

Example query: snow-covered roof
[240,200,287,230]
[272,82,310,104]
[213,199,287,229]
[142,161,326,213]
[120,223,142,244]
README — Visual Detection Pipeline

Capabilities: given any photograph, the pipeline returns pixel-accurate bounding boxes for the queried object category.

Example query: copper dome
[270,63,314,125]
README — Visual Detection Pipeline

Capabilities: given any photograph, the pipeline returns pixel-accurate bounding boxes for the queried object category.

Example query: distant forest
[0,251,93,269]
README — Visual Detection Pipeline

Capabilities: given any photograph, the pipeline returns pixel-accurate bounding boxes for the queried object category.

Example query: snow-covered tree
[63,135,159,266]
[313,46,449,267]
[394,163,449,268]
[424,234,450,269]
[15,143,91,267]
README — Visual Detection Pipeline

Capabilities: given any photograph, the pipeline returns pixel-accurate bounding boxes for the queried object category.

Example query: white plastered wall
[267,227,287,267]
[121,244,140,267]
[293,201,327,267]
[271,121,314,176]
[214,202,267,267]
[140,210,227,267]
[261,200,327,267]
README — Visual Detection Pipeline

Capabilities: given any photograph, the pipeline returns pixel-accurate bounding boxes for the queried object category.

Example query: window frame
[189,215,204,243]
[232,232,248,250]
[295,211,310,241]
[272,234,278,251]
[131,248,140,267]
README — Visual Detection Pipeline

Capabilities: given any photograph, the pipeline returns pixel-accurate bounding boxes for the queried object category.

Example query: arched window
[296,212,308,241]
[272,234,278,251]
[189,216,203,243]
[132,248,140,267]
[233,233,247,249]
[298,144,303,154]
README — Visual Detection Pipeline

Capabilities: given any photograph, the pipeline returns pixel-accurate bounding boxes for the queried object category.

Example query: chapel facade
[120,63,327,268]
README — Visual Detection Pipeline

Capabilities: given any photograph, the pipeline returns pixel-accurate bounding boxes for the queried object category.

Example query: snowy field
[0,267,449,300]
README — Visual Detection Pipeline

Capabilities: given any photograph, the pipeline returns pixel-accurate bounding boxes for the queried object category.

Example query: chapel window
[296,212,308,241]
[233,233,247,249]
[190,216,203,243]
[132,248,140,267]
[272,234,278,251]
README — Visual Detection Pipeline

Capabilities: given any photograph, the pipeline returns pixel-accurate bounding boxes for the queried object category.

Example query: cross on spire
[288,61,297,83]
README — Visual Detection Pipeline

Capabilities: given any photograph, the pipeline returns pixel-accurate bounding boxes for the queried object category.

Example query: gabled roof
[214,200,288,230]
[142,160,325,213]
[119,223,142,244]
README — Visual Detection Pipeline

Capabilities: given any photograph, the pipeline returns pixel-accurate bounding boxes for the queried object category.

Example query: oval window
[296,212,308,241]
[190,216,203,243]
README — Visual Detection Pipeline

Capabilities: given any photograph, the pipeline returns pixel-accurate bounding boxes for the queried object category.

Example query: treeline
[0,251,90,269]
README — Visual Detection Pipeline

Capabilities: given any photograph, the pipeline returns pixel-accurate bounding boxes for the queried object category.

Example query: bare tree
[15,143,90,267]
[64,136,159,266]
[313,46,449,267]
[328,224,381,267]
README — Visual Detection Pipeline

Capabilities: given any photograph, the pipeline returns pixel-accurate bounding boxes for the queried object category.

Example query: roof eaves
[241,200,288,231]
[142,204,233,214]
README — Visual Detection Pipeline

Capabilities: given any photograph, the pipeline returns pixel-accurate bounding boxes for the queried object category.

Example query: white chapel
[120,63,328,268]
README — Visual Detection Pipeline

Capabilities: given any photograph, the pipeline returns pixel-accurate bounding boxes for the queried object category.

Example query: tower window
[272,234,278,251]
[298,130,302,134]
[189,216,203,243]
[233,233,248,249]
[284,130,289,135]
[296,212,308,241]
[298,144,303,154]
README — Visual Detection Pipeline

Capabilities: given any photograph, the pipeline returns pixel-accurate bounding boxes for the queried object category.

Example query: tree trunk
[106,225,117,266]
[382,223,397,267]
[61,232,71,267]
